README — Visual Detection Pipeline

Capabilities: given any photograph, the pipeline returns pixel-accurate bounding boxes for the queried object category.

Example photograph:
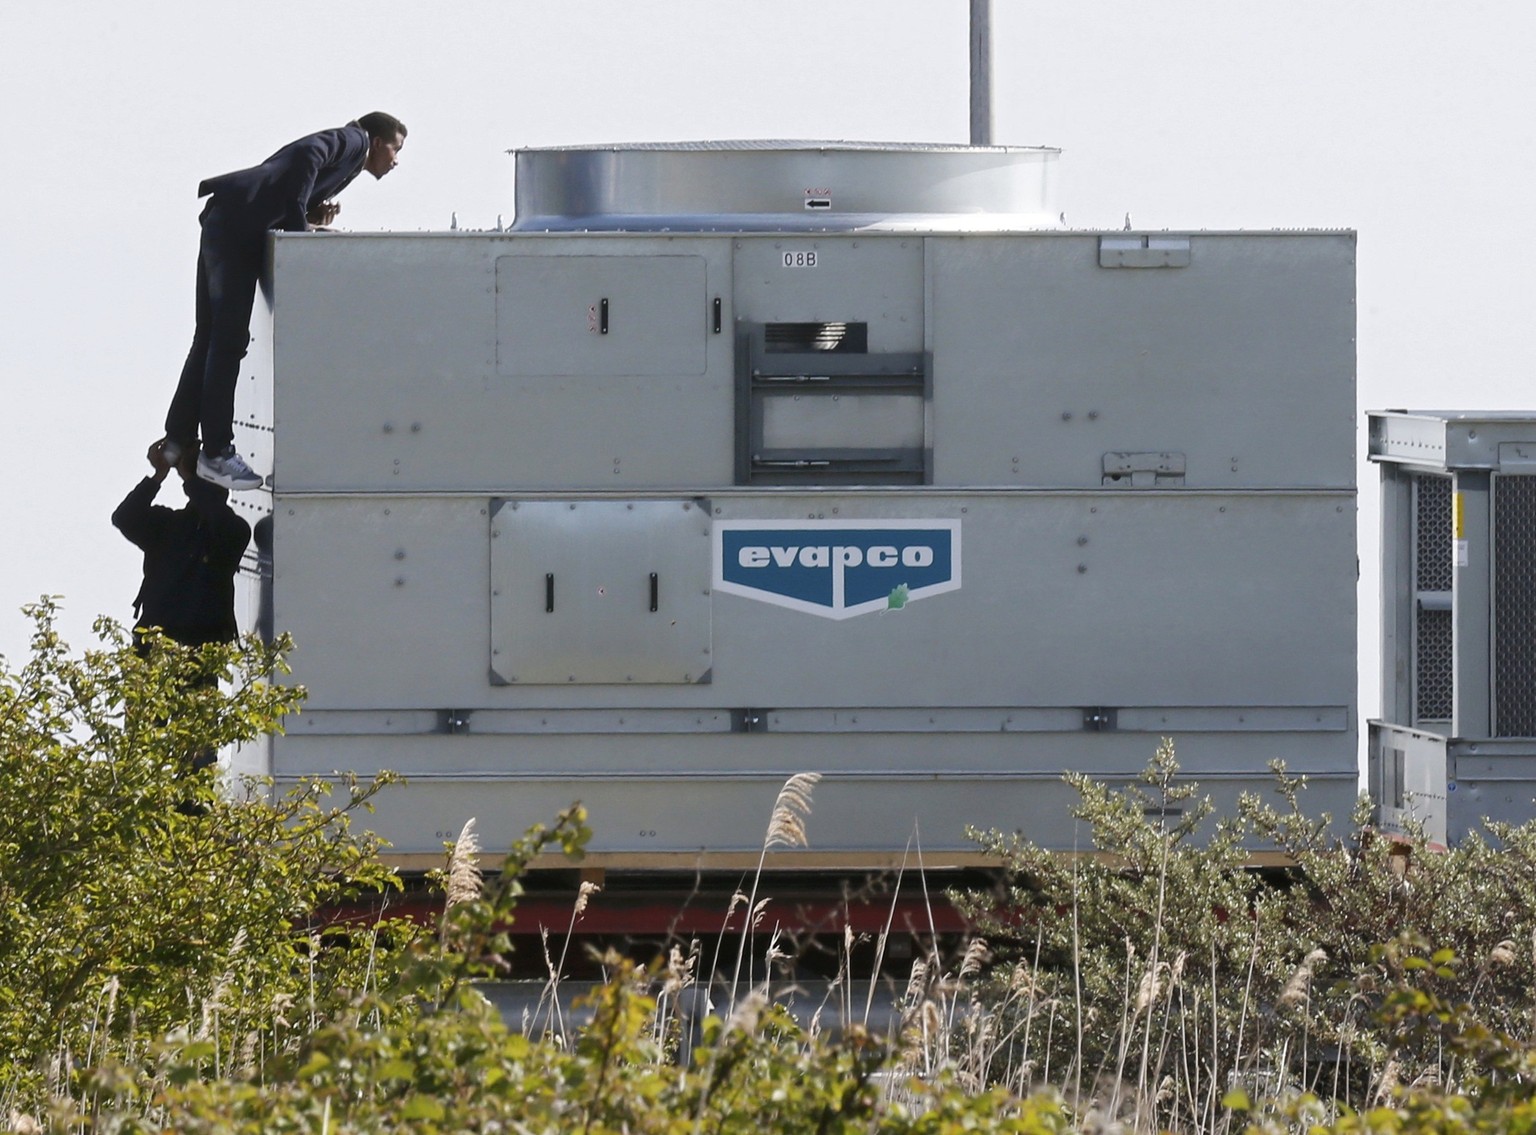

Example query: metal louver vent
[1414,474,1453,723]
[763,322,868,354]
[1494,475,1536,736]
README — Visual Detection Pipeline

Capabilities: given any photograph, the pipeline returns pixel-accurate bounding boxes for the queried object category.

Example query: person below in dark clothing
[162,111,407,491]
[113,439,252,811]
[113,439,252,648]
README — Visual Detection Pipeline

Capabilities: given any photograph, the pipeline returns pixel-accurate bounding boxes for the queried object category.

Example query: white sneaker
[197,447,263,491]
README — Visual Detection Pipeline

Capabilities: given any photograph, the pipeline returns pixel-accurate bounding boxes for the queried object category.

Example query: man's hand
[306,199,341,229]
[147,439,175,482]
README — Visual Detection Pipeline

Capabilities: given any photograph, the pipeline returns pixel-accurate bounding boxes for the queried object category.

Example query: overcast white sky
[3,1,1535,747]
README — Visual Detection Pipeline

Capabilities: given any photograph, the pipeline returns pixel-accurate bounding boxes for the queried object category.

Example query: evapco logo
[713,520,961,619]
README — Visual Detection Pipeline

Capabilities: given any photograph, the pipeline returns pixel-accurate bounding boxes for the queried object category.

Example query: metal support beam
[1379,465,1414,725]
[970,0,993,146]
[1453,471,1492,737]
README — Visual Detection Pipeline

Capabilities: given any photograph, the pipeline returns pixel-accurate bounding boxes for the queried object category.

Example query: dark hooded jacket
[112,474,251,647]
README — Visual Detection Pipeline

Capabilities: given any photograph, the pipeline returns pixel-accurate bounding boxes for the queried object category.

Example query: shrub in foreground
[960,740,1536,1131]
[0,600,399,1104]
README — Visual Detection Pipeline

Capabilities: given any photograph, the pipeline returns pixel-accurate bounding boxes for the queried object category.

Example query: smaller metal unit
[1371,410,1536,844]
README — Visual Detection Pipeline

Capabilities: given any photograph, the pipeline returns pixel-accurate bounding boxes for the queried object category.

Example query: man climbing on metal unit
[162,112,407,490]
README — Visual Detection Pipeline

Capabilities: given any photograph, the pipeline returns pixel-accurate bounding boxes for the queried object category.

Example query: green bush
[13,605,1536,1134]
[0,600,399,1104]
[960,739,1536,1131]
[1,604,1070,1133]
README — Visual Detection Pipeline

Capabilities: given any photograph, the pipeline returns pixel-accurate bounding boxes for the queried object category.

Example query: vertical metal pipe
[970,0,993,146]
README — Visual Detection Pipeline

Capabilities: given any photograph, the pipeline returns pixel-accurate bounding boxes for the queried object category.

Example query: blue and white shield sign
[713,519,962,619]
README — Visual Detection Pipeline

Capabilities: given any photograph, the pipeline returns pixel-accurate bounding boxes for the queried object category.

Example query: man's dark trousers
[164,201,264,457]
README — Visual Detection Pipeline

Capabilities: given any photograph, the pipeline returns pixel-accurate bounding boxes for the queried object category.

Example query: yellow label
[1455,491,1465,539]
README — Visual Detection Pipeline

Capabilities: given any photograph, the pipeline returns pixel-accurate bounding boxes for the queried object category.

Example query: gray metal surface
[512,142,1059,232]
[242,154,1359,857]
[269,761,1355,856]
[1371,410,1536,842]
[1368,721,1448,847]
[496,254,708,377]
[1449,737,1536,839]
[1370,411,1536,471]
[269,231,1353,495]
[488,498,712,684]
[271,490,1353,712]
[927,233,1356,490]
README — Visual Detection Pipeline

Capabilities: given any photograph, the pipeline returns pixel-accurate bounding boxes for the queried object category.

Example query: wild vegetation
[5,601,1536,1133]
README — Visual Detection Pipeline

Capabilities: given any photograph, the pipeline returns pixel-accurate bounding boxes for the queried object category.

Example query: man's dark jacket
[197,124,370,233]
[112,475,251,647]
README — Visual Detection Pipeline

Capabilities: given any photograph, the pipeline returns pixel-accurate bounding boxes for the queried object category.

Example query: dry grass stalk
[1277,948,1327,1008]
[1134,965,1165,1014]
[959,938,991,980]
[444,817,482,910]
[1374,1057,1401,1105]
[729,774,821,1010]
[904,958,930,1004]
[574,879,601,916]
[765,772,821,849]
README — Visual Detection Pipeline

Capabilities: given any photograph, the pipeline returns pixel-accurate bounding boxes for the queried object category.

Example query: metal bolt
[1077,564,1087,573]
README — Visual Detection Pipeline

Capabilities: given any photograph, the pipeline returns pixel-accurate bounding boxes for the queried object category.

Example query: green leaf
[401,1095,445,1121]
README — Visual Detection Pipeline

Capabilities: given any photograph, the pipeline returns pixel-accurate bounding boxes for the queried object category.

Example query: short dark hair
[357,112,407,142]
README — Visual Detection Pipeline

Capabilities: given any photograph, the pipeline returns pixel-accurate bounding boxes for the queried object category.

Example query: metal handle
[545,573,555,612]
[599,297,609,334]
[649,572,658,612]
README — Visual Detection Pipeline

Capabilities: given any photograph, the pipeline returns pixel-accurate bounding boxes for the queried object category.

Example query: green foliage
[1,607,1067,1132]
[961,739,1536,1131]
[0,599,400,1102]
[17,612,1536,1134]
[1230,940,1536,1134]
[32,793,1063,1134]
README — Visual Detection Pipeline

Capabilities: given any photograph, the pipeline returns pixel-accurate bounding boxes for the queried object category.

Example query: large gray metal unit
[1369,411,1536,846]
[232,142,1358,865]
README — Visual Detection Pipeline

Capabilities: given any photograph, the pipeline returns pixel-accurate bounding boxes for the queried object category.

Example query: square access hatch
[489,498,712,684]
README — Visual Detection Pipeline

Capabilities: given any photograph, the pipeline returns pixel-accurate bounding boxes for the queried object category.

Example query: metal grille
[1494,475,1536,736]
[1414,475,1453,722]
[764,322,868,354]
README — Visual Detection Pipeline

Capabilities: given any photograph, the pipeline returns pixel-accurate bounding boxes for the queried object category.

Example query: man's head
[358,111,407,179]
